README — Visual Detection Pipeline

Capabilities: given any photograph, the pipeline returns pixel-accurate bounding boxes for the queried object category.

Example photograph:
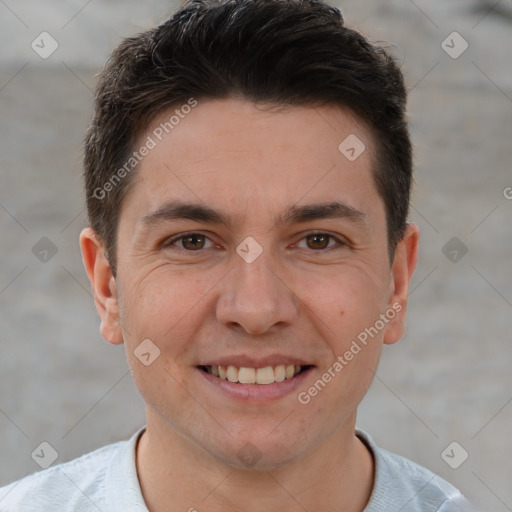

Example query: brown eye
[306,233,331,250]
[296,232,345,252]
[163,233,214,251]
[180,234,206,250]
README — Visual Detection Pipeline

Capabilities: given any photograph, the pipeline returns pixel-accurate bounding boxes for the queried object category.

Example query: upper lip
[197,355,314,368]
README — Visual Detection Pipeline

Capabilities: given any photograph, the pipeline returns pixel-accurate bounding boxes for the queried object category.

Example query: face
[81,97,418,469]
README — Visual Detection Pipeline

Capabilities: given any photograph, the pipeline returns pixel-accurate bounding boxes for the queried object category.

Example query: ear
[79,227,124,345]
[383,223,420,345]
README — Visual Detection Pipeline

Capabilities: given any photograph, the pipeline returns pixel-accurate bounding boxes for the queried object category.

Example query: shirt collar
[104,425,457,512]
[105,425,148,512]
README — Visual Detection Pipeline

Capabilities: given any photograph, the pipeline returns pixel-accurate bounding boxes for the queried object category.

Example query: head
[84,0,412,277]
[80,0,419,469]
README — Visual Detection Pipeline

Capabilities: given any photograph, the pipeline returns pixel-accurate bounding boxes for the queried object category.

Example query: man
[0,0,474,510]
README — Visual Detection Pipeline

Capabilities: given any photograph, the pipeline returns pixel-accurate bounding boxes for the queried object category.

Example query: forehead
[122,97,381,226]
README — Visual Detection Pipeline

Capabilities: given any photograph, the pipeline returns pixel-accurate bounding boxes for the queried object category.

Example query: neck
[136,409,374,512]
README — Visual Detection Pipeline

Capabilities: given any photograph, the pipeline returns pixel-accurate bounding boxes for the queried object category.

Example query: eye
[162,232,215,251]
[161,231,347,253]
[296,232,346,251]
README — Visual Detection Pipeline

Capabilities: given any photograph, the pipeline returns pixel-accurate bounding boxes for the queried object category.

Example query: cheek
[119,267,208,338]
[117,274,204,394]
[301,270,387,338]
[300,269,388,401]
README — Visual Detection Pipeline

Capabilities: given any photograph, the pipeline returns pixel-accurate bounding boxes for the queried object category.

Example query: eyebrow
[139,200,367,230]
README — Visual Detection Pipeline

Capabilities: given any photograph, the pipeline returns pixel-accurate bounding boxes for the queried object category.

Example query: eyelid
[162,230,349,252]
[293,230,349,250]
[161,231,216,249]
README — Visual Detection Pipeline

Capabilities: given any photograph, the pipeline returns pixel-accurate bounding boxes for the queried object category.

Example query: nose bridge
[237,252,278,304]
[216,243,297,334]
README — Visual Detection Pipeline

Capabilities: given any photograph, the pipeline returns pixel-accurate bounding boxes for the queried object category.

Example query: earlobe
[79,228,124,345]
[383,223,420,345]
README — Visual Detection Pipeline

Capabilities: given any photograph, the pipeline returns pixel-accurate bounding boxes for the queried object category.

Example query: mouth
[197,364,314,385]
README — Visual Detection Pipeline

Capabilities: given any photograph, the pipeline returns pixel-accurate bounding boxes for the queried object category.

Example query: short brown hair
[83,0,412,277]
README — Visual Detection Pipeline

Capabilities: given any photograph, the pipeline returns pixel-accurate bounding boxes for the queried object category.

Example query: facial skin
[80,98,419,512]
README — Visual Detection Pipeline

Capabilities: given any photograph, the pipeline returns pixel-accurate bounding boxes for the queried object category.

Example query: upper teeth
[206,364,302,384]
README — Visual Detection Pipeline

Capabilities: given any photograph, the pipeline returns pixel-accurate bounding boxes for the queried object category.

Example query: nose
[215,249,299,335]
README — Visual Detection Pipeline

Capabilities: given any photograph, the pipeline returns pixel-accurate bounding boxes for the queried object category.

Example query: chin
[204,431,306,471]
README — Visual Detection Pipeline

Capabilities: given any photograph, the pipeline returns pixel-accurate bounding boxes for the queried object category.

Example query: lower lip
[196,366,315,401]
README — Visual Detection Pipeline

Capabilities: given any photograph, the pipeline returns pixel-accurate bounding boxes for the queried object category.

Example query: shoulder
[0,439,127,512]
[356,429,474,512]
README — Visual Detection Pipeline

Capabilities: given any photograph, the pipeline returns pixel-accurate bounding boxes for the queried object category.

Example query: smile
[198,364,312,385]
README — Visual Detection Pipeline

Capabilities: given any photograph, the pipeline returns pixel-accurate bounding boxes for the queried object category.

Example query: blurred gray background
[0,0,511,509]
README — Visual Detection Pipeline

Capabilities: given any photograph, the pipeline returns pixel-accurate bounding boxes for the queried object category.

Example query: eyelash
[161,231,348,253]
